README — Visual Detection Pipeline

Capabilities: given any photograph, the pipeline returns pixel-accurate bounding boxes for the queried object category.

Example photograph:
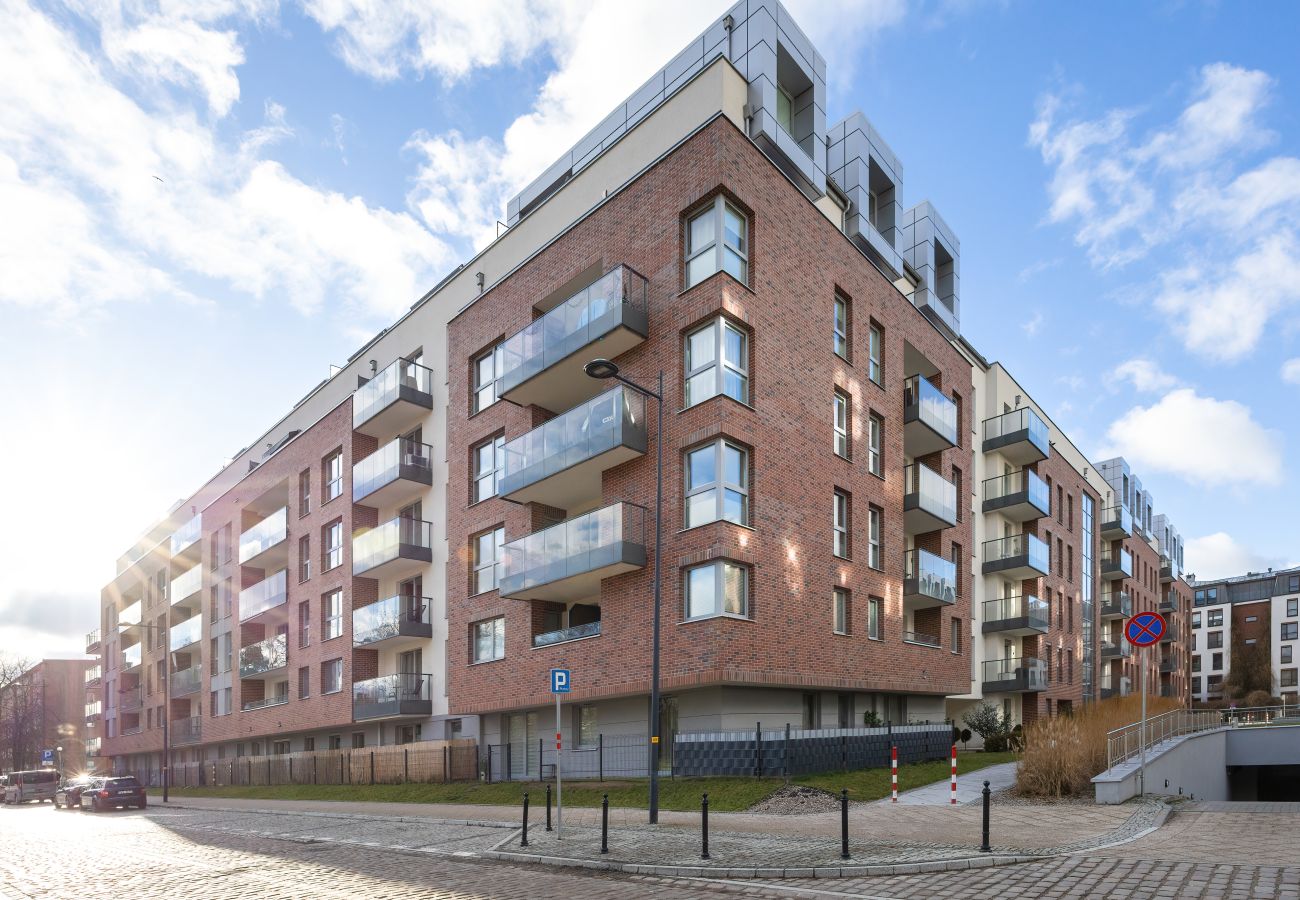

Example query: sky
[3,0,1299,661]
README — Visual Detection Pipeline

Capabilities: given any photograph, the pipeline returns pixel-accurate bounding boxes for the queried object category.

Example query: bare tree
[1222,636,1275,701]
[0,654,39,771]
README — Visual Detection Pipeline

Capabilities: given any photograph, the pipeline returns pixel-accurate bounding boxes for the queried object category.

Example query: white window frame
[867,506,882,569]
[324,449,343,502]
[472,345,504,414]
[324,589,343,641]
[685,317,749,408]
[473,435,505,503]
[834,391,850,459]
[868,412,883,477]
[324,521,343,571]
[868,323,883,386]
[685,197,748,288]
[473,527,505,595]
[833,588,849,635]
[471,616,506,663]
[833,295,849,359]
[833,490,849,559]
[322,659,343,695]
[684,439,749,528]
[868,596,882,640]
[683,560,748,621]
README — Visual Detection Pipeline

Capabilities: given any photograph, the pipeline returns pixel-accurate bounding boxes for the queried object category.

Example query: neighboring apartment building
[0,658,97,773]
[1188,565,1300,706]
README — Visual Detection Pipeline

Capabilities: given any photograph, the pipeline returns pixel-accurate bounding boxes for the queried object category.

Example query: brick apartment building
[93,0,1190,780]
[0,658,97,773]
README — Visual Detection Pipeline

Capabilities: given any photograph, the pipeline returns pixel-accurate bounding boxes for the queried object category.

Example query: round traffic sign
[1124,611,1167,647]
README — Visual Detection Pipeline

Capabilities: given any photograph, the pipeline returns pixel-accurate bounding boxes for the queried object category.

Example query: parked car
[80,776,147,811]
[2,769,60,804]
[53,776,98,810]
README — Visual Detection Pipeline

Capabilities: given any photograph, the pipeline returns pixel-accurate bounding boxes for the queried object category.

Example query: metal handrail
[1105,705,1295,770]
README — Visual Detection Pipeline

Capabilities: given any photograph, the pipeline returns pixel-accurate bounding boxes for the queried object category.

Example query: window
[867,323,883,386]
[951,617,962,654]
[298,666,310,699]
[472,344,504,414]
[776,85,793,133]
[868,413,883,477]
[323,521,343,571]
[685,197,748,287]
[473,436,505,503]
[867,505,883,569]
[684,560,747,620]
[1208,631,1223,649]
[1212,652,1223,671]
[833,294,849,359]
[685,440,748,527]
[833,588,850,635]
[1208,610,1223,627]
[471,617,506,663]
[1191,676,1201,694]
[1245,615,1258,623]
[322,659,343,694]
[352,732,366,749]
[1289,598,1298,617]
[298,601,311,648]
[1192,612,1201,628]
[1192,655,1201,672]
[1283,623,1299,641]
[298,535,311,583]
[323,449,343,502]
[304,737,315,752]
[833,490,850,559]
[323,589,343,641]
[1283,646,1293,664]
[1282,668,1298,688]
[328,735,342,751]
[867,597,882,640]
[298,469,311,517]
[578,705,598,748]
[472,527,505,595]
[685,318,748,407]
[833,391,850,459]
[1291,575,1299,592]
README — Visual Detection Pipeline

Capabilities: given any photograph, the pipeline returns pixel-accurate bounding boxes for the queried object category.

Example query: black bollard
[601,793,609,854]
[979,780,991,853]
[546,783,553,831]
[840,788,849,860]
[521,792,530,847]
[701,793,710,860]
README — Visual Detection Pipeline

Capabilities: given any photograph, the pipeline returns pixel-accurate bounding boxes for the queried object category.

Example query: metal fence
[162,740,479,788]
[482,733,646,782]
[1103,705,1298,770]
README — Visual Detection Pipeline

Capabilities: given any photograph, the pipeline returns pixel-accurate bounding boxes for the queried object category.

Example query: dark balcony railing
[352,517,434,576]
[902,630,941,647]
[1100,591,1132,619]
[981,407,1050,464]
[903,548,957,609]
[500,386,647,508]
[86,629,101,652]
[172,716,202,745]
[533,620,602,648]
[981,595,1049,634]
[981,533,1049,578]
[352,672,433,720]
[353,357,434,432]
[903,374,958,454]
[903,463,958,533]
[500,503,647,601]
[239,569,287,621]
[352,595,433,646]
[981,657,1047,693]
[1101,547,1133,580]
[1161,622,1179,644]
[982,468,1050,521]
[239,507,287,564]
[171,665,202,697]
[1160,657,1177,674]
[353,437,433,504]
[239,633,287,679]
[1100,505,1133,538]
[169,616,202,652]
[170,513,202,557]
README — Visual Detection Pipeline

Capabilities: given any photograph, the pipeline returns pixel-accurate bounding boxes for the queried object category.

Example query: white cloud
[1108,357,1179,394]
[1021,310,1043,336]
[1138,62,1274,169]
[1185,532,1285,581]
[1100,388,1282,487]
[1281,358,1300,385]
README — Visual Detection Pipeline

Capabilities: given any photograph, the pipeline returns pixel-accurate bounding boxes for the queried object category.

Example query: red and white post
[890,745,898,803]
[950,744,958,805]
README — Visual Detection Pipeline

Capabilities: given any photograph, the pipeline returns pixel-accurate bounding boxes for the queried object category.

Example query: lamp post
[584,359,664,825]
[119,622,170,803]
[56,745,63,772]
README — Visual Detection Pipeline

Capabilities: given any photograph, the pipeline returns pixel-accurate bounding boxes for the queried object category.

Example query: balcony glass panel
[173,716,202,744]
[352,672,432,719]
[1101,505,1133,534]
[241,695,289,712]
[121,643,141,670]
[982,533,1050,571]
[85,665,101,684]
[353,358,433,430]
[120,600,142,627]
[171,666,202,696]
[86,629,101,650]
[239,569,288,621]
[170,565,202,603]
[352,595,433,645]
[352,518,434,575]
[239,633,287,679]
[982,407,1050,455]
[85,701,101,718]
[983,469,1049,513]
[903,375,957,446]
[904,463,957,523]
[981,657,1047,690]
[903,548,957,604]
[497,266,648,396]
[353,438,433,502]
[169,616,202,652]
[119,686,143,712]
[981,595,1049,630]
[170,513,202,556]
[239,507,287,564]
[1100,639,1132,659]
[1101,547,1133,577]
[501,503,646,597]
[1101,591,1132,617]
[533,621,602,648]
[903,630,941,647]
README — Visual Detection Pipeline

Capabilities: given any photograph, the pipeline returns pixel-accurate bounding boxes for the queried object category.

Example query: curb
[160,799,517,830]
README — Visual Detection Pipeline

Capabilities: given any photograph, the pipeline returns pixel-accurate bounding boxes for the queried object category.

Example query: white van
[3,769,61,804]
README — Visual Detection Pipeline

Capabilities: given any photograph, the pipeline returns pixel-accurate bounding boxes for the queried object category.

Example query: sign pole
[1139,654,1147,796]
[556,690,563,840]
[1124,610,1164,798]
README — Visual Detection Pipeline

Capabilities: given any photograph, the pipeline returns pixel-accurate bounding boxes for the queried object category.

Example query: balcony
[903,630,941,648]
[172,716,202,745]
[85,701,101,722]
[902,548,957,611]
[353,437,433,507]
[981,657,1047,694]
[170,564,202,606]
[500,503,647,602]
[170,513,202,563]
[119,599,143,630]
[1161,622,1179,644]
[1160,685,1175,698]
[981,533,1049,580]
[353,357,434,437]
[171,665,203,697]
[242,694,289,712]
[352,517,434,579]
[85,665,101,686]
[86,738,101,758]
[533,620,602,648]
[500,386,647,509]
[1100,505,1133,539]
[352,672,432,721]
[239,569,287,622]
[239,633,287,679]
[1100,591,1132,620]
[902,375,958,457]
[1100,547,1133,581]
[169,616,202,652]
[1160,556,1180,584]
[1100,676,1132,700]
[496,266,649,413]
[981,595,1049,636]
[1100,640,1132,661]
[1160,657,1177,674]
[1159,593,1178,615]
[982,469,1050,522]
[122,724,143,736]
[353,595,433,648]
[120,643,142,672]
[903,463,958,535]
[119,685,143,712]
[981,407,1050,465]
[86,629,101,654]
[239,507,288,569]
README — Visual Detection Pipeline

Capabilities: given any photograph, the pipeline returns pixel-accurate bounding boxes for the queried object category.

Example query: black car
[79,776,147,811]
[53,776,97,809]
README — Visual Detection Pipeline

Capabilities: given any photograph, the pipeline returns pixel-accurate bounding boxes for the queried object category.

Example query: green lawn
[169,750,1018,812]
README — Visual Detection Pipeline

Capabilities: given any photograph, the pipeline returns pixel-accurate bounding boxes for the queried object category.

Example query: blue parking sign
[550,668,571,693]
[41,749,54,764]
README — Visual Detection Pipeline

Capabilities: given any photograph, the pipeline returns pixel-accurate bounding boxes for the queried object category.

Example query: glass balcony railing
[1100,639,1132,659]
[1101,591,1132,618]
[85,700,101,719]
[86,738,102,757]
[352,517,434,576]
[239,569,287,621]
[981,595,1049,633]
[353,437,433,503]
[241,695,289,712]
[903,630,941,647]
[86,629,101,652]
[902,375,958,451]
[1100,675,1132,698]
[1101,547,1134,579]
[119,600,142,627]
[119,685,143,712]
[85,665,101,684]
[353,357,434,431]
[170,513,202,557]
[1161,556,1181,583]
[533,621,602,648]
[981,657,1047,692]
[121,643,142,670]
[500,386,647,504]
[352,672,433,720]
[982,533,1049,576]
[1160,591,1178,613]
[171,665,202,696]
[239,507,288,564]
[982,407,1050,463]
[501,503,647,600]
[903,463,957,531]
[1100,505,1133,537]
[169,616,202,652]
[903,548,957,607]
[496,266,649,403]
[982,469,1050,519]
[352,595,433,646]
[173,716,202,745]
[239,633,287,679]
[170,564,202,604]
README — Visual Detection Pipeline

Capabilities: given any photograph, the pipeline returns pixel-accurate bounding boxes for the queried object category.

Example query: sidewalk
[877,760,1019,805]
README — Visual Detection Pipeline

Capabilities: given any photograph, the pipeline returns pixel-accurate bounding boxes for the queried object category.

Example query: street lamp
[118,622,170,803]
[583,358,664,824]
[56,745,63,772]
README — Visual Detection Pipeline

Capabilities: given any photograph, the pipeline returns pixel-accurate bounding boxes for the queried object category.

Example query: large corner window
[684,560,748,621]
[473,435,505,503]
[685,318,748,408]
[472,526,505,595]
[685,439,748,528]
[472,344,504,414]
[685,197,748,288]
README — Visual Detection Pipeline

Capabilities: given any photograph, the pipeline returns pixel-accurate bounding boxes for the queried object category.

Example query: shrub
[1242,690,1275,708]
[862,710,883,727]
[963,702,1013,750]
[960,728,972,749]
